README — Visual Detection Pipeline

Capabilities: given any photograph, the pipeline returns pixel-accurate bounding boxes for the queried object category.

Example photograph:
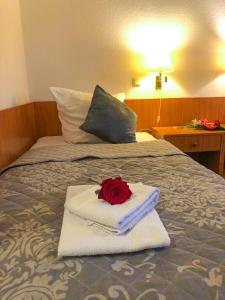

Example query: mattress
[0,140,225,300]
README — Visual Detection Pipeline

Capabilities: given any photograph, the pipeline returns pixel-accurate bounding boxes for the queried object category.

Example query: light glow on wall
[126,74,185,99]
[217,18,225,41]
[216,18,225,70]
[216,45,225,70]
[125,22,188,97]
[195,73,225,97]
[127,22,186,54]
[144,51,173,72]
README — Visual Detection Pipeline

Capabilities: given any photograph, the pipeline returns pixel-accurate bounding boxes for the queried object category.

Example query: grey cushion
[80,85,137,143]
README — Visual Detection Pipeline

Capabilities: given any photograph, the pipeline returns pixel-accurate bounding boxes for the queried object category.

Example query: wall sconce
[149,52,173,90]
[131,78,141,87]
[131,52,173,90]
[155,73,168,90]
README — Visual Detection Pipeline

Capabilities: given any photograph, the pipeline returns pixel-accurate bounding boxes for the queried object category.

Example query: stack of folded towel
[58,183,170,257]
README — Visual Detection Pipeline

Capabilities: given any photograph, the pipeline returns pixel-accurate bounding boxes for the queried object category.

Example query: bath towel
[65,182,159,235]
[58,185,170,257]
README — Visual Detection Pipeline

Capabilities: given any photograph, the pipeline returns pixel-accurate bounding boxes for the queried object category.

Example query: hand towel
[65,182,159,235]
[58,185,170,257]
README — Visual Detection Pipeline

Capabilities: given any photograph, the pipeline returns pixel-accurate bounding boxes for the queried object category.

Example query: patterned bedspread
[0,140,225,300]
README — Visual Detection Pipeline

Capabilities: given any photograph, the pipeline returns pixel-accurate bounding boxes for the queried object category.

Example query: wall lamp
[149,52,173,90]
[132,52,173,90]
[155,72,168,90]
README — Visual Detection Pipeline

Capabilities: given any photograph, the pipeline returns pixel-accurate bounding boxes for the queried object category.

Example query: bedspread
[0,141,225,300]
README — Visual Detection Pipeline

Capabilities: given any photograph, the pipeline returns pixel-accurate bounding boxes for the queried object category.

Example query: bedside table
[151,126,225,176]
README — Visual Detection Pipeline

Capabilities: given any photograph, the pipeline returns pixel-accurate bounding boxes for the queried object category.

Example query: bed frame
[1,97,225,169]
[0,103,36,169]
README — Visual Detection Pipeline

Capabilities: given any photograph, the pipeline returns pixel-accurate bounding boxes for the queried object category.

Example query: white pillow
[50,87,125,143]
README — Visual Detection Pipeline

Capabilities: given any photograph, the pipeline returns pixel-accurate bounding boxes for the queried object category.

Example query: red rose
[204,123,217,130]
[200,118,208,126]
[213,120,220,128]
[97,177,132,205]
[199,119,221,130]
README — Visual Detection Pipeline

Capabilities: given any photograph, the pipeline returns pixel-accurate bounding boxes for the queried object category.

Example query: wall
[0,0,29,110]
[20,0,225,100]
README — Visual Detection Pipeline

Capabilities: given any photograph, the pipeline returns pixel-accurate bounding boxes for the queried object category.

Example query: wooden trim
[0,103,36,170]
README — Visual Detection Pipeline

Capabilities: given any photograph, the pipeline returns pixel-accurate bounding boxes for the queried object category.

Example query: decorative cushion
[80,85,137,143]
[50,87,125,144]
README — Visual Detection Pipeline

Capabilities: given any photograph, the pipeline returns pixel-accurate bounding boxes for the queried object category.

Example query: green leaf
[95,189,100,195]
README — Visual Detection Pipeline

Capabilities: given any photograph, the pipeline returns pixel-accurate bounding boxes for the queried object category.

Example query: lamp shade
[145,52,173,73]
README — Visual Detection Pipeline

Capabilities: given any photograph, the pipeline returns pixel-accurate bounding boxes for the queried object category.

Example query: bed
[1,133,225,300]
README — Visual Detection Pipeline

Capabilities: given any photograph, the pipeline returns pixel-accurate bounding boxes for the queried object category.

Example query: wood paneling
[34,97,225,133]
[125,99,160,130]
[34,101,62,137]
[34,99,160,135]
[159,97,225,126]
[1,97,225,170]
[0,103,36,170]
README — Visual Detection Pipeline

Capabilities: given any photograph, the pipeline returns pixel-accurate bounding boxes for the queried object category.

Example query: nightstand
[151,126,225,176]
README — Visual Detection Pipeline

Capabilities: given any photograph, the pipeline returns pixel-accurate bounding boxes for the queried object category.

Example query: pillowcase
[80,85,137,143]
[50,87,125,143]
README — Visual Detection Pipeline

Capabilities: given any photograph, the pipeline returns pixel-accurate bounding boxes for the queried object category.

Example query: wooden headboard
[0,103,36,169]
[34,97,225,137]
[34,101,62,137]
[34,99,162,137]
[1,97,225,169]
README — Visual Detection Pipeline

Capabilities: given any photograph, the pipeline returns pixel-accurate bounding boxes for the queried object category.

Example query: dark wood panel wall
[1,97,225,169]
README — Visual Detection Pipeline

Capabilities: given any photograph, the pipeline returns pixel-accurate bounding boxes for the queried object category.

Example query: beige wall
[20,0,225,100]
[0,0,29,110]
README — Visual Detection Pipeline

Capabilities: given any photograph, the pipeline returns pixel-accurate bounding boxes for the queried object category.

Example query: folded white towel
[65,182,159,235]
[58,185,170,257]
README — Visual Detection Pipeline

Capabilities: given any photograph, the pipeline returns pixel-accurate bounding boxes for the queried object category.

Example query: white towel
[58,185,170,257]
[65,182,159,235]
